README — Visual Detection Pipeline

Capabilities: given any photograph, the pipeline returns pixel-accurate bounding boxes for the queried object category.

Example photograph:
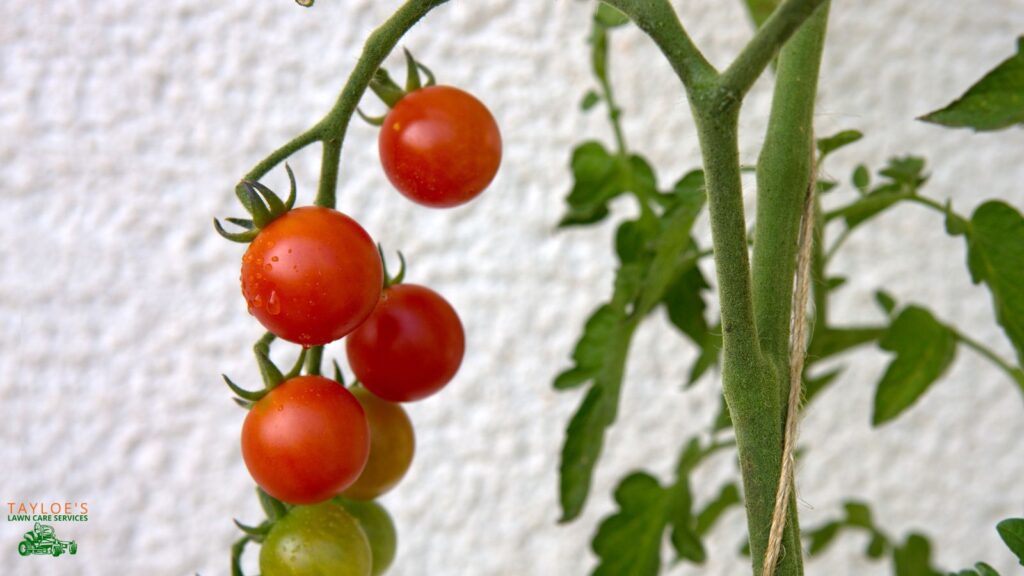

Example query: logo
[17,523,77,557]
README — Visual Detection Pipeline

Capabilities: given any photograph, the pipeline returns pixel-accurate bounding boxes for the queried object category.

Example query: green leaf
[873,306,957,425]
[558,313,635,521]
[560,141,625,226]
[808,326,887,361]
[581,90,602,111]
[554,306,620,390]
[893,534,942,576]
[592,473,669,576]
[664,263,710,345]
[817,179,838,193]
[828,156,928,229]
[944,200,971,236]
[973,562,1002,576]
[806,522,841,556]
[843,502,874,528]
[804,366,843,405]
[740,0,780,28]
[689,329,722,386]
[997,518,1024,565]
[595,2,630,28]
[695,483,741,536]
[852,164,871,192]
[963,202,1024,367]
[920,38,1024,131]
[875,290,897,316]
[858,313,936,416]
[817,129,863,160]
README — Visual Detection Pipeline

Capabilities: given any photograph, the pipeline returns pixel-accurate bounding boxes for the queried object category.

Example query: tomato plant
[241,206,382,346]
[346,283,465,402]
[242,376,370,505]
[336,498,398,576]
[379,85,502,208]
[259,502,372,576]
[342,386,415,501]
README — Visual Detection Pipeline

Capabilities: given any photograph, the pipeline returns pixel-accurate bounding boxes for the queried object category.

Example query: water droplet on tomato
[264,263,273,273]
[253,294,263,308]
[266,291,281,315]
[271,256,279,262]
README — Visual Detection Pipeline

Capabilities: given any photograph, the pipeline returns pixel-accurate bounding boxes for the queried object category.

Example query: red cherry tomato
[346,284,465,402]
[341,386,415,501]
[241,376,370,504]
[241,207,382,346]
[379,85,502,208]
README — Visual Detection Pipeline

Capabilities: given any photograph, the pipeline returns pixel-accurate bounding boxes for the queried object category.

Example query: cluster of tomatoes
[218,64,501,575]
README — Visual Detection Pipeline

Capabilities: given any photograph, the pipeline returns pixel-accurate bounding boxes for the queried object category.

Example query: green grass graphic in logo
[17,523,77,557]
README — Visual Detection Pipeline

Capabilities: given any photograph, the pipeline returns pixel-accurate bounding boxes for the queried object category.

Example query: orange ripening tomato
[342,386,415,500]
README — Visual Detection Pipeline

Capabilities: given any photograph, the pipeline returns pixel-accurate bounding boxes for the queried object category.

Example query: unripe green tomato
[335,498,398,576]
[260,503,372,576]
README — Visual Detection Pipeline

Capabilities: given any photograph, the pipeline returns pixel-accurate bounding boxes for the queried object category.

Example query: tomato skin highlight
[341,386,415,500]
[241,206,383,346]
[346,283,465,402]
[242,376,370,505]
[259,502,372,576]
[379,85,502,208]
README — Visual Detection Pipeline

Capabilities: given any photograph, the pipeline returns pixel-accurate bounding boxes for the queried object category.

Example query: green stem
[305,345,324,376]
[719,0,830,99]
[811,196,829,333]
[244,127,322,183]
[316,138,342,208]
[954,330,1024,395]
[751,1,829,372]
[601,0,718,93]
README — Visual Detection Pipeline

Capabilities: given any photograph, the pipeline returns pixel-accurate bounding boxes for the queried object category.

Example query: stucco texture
[1,1,1023,575]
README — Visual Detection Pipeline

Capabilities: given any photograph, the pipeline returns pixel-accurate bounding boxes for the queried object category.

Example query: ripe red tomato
[346,284,465,402]
[240,207,382,346]
[379,85,502,208]
[342,386,415,500]
[241,376,370,504]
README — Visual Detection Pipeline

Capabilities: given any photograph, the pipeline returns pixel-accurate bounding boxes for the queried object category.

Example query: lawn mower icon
[17,522,77,557]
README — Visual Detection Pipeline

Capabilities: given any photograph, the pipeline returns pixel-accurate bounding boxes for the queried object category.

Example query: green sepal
[356,107,387,127]
[283,347,308,380]
[233,519,271,540]
[378,244,407,289]
[223,374,268,402]
[225,217,254,230]
[369,69,407,108]
[241,182,274,229]
[246,179,288,219]
[255,348,285,390]
[213,219,258,243]
[332,359,346,386]
[283,164,297,210]
[232,398,254,410]
[256,488,289,523]
[403,47,422,92]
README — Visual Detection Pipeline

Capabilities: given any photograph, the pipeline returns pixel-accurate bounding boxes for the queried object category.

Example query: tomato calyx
[358,48,436,126]
[223,333,309,408]
[214,164,298,243]
[378,245,407,290]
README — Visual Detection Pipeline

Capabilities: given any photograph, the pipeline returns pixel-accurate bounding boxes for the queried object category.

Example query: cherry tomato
[379,85,502,208]
[260,502,372,576]
[242,376,370,504]
[341,386,415,500]
[346,283,465,402]
[336,498,398,576]
[241,206,383,346]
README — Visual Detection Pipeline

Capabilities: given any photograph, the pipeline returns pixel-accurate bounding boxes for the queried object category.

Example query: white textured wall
[2,1,1023,575]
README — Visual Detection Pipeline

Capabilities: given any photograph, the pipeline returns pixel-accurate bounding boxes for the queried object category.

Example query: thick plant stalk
[763,171,816,576]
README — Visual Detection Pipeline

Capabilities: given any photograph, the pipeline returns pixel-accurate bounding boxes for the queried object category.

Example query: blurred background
[1,0,1023,574]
